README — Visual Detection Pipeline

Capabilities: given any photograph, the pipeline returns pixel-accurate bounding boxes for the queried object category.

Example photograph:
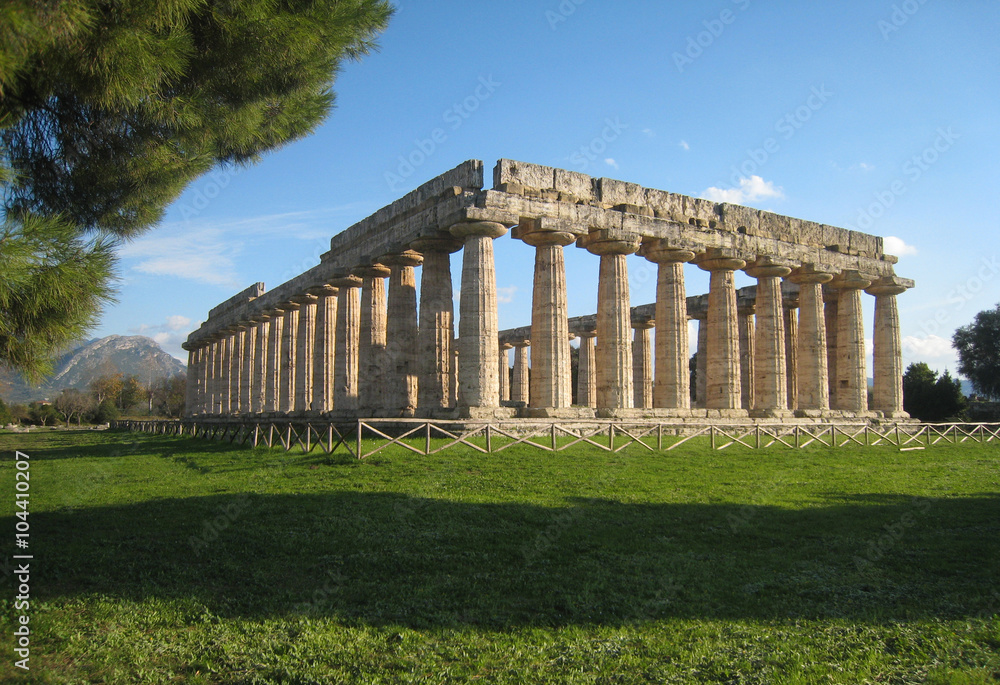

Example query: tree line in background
[0,373,185,427]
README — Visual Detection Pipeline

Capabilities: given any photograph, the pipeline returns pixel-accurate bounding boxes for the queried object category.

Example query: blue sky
[104,0,1000,378]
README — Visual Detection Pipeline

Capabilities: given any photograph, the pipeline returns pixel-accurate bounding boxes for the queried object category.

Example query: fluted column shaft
[311,287,338,414]
[511,342,530,404]
[632,321,654,409]
[220,335,232,415]
[240,326,255,413]
[413,239,461,412]
[355,265,390,414]
[577,332,597,408]
[252,318,269,414]
[517,227,575,409]
[383,252,423,415]
[832,271,872,413]
[784,307,798,411]
[294,298,316,413]
[331,277,362,413]
[279,305,300,414]
[789,268,833,413]
[499,343,512,402]
[184,348,196,416]
[229,329,243,414]
[698,251,747,411]
[648,251,694,409]
[694,316,707,408]
[824,291,839,409]
[867,278,910,417]
[265,311,283,413]
[738,309,755,410]
[450,221,508,409]
[745,260,793,415]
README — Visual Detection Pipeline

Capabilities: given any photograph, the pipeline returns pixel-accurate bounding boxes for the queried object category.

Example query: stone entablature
[183,159,913,422]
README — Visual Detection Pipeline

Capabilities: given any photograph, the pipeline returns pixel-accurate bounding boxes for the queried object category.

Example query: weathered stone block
[717,203,758,235]
[644,188,686,221]
[554,168,594,200]
[683,197,720,226]
[597,177,645,207]
[849,231,880,257]
[493,159,554,190]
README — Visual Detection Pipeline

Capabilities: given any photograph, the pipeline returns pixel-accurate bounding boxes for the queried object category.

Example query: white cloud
[679,140,690,151]
[119,227,243,288]
[903,334,956,361]
[497,286,517,304]
[700,176,784,205]
[855,162,874,172]
[166,315,191,331]
[641,128,655,138]
[884,235,918,257]
[604,158,619,170]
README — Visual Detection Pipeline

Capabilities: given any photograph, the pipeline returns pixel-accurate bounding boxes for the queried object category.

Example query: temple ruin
[182,159,913,422]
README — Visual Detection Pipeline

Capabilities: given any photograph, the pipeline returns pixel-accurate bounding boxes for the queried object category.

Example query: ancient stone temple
[182,159,913,422]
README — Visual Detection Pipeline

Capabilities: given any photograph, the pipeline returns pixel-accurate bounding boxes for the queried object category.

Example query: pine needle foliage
[0,0,393,379]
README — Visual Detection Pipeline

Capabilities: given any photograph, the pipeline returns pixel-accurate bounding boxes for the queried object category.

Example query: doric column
[866,276,913,418]
[511,340,530,405]
[451,347,459,408]
[514,223,575,409]
[240,324,255,414]
[499,342,512,402]
[308,285,338,414]
[219,333,233,415]
[215,338,227,414]
[192,345,205,415]
[278,303,300,414]
[251,316,269,414]
[229,327,243,414]
[577,331,597,408]
[330,275,362,413]
[381,251,423,416]
[203,341,214,414]
[745,257,794,417]
[581,229,641,410]
[632,318,655,409]
[292,294,317,414]
[412,236,462,413]
[788,266,834,414]
[449,221,509,410]
[183,344,196,416]
[738,304,755,411]
[642,241,695,409]
[830,270,873,414]
[783,304,798,411]
[696,249,747,412]
[265,309,284,413]
[354,264,391,414]
[694,313,707,408]
[823,288,839,410]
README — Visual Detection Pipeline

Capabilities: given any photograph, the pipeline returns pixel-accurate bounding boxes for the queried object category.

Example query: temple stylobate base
[184,158,915,427]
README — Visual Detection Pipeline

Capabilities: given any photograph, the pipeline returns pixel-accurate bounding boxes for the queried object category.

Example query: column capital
[352,263,391,279]
[511,339,530,348]
[278,300,302,311]
[639,238,698,264]
[410,235,463,254]
[744,255,796,279]
[631,318,655,330]
[499,341,513,351]
[307,284,339,297]
[449,220,507,240]
[290,293,318,306]
[329,274,363,289]
[578,228,641,256]
[577,329,598,339]
[865,275,914,297]
[788,264,836,285]
[695,248,747,272]
[828,269,873,291]
[379,250,424,267]
[512,223,576,247]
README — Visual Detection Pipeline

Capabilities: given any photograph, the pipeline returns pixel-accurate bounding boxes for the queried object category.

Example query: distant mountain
[0,335,186,403]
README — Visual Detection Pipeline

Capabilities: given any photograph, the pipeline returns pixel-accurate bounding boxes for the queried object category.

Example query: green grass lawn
[1,428,998,684]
